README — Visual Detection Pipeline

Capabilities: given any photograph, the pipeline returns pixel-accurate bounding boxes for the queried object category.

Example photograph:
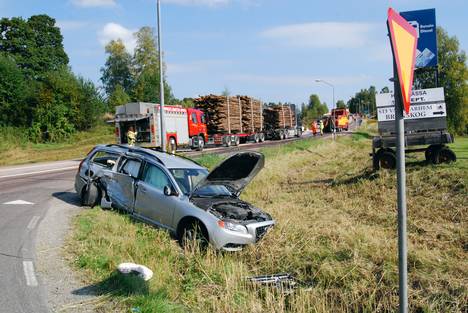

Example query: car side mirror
[163,185,178,197]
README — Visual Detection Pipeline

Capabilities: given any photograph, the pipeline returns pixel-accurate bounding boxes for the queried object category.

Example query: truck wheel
[223,136,231,147]
[254,134,260,143]
[233,136,240,146]
[168,137,177,154]
[378,150,396,169]
[197,136,204,151]
[432,147,456,164]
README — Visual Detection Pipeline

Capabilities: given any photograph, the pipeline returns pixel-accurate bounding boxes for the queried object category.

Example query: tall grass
[68,134,467,312]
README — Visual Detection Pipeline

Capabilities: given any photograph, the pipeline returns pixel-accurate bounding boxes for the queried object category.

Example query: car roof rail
[146,149,203,167]
[105,144,129,150]
[126,148,164,165]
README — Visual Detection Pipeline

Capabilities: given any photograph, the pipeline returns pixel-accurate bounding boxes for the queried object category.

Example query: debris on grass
[117,263,153,281]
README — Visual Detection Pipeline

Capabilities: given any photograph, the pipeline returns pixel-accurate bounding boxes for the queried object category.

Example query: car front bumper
[210,220,275,251]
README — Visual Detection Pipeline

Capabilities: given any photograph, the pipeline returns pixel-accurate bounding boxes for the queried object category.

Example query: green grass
[0,124,114,166]
[68,133,467,312]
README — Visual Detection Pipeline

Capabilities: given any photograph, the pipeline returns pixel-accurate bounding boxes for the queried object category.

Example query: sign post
[387,8,418,313]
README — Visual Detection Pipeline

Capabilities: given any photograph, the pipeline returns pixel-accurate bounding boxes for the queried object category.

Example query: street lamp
[157,0,166,151]
[315,79,336,138]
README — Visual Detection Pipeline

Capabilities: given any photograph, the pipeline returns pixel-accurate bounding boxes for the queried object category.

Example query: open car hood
[191,151,264,196]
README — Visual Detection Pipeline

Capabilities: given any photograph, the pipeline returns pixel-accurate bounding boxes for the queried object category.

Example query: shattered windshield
[170,168,208,195]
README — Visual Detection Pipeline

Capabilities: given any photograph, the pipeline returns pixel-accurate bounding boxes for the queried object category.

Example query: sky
[1,0,467,108]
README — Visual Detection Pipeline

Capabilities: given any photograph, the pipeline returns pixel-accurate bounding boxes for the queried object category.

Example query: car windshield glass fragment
[170,169,208,195]
[192,184,232,197]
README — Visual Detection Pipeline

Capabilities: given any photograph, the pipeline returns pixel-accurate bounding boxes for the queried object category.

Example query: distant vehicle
[74,145,275,251]
[114,102,208,152]
[331,108,349,131]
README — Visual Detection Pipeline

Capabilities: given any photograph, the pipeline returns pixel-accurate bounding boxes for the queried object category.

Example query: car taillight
[115,127,120,137]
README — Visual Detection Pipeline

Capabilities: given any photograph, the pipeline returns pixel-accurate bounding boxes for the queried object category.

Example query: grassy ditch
[68,133,467,312]
[0,124,114,166]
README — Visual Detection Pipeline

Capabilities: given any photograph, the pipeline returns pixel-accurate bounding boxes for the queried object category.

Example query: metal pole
[392,38,408,313]
[157,0,166,151]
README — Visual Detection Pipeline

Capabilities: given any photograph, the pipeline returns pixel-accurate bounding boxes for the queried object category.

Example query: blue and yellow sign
[401,8,437,68]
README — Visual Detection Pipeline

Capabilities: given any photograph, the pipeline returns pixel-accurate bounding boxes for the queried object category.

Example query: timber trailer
[372,87,456,170]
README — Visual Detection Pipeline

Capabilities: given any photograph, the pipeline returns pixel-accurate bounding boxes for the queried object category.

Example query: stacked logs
[263,105,296,130]
[194,95,263,134]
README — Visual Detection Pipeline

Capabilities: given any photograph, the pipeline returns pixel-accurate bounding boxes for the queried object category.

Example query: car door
[134,162,178,229]
[107,157,142,212]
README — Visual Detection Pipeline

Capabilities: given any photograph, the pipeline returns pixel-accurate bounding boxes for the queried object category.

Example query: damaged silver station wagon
[74,145,275,251]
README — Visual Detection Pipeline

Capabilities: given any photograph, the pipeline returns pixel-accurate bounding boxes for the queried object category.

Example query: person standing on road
[311,120,317,136]
[319,120,324,136]
[127,126,137,146]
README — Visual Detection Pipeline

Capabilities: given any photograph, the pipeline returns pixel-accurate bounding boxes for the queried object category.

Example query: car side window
[120,159,141,178]
[91,151,118,167]
[191,113,197,124]
[143,164,171,191]
[200,114,206,124]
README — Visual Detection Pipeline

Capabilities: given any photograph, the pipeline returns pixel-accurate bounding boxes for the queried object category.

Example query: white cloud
[98,23,137,52]
[72,0,116,7]
[261,22,377,49]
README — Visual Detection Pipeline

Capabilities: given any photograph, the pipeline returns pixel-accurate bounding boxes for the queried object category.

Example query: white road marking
[27,216,40,230]
[23,261,38,287]
[3,200,35,205]
[0,166,77,179]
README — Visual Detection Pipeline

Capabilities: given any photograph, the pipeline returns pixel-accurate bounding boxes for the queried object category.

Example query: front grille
[255,225,271,241]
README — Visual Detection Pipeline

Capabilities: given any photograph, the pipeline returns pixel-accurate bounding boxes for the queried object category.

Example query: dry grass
[0,125,114,166]
[68,131,467,312]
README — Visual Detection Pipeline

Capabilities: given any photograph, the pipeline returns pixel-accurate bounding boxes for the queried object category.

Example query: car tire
[179,221,209,250]
[81,182,101,208]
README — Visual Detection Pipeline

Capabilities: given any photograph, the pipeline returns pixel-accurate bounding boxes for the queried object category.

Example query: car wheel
[81,182,101,208]
[179,221,209,250]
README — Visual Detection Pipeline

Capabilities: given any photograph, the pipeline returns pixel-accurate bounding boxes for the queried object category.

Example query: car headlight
[218,221,248,233]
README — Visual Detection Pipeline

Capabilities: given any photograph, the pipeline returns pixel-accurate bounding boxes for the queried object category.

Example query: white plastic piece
[117,262,153,281]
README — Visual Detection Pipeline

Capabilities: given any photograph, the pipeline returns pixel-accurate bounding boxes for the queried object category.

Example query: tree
[100,39,133,95]
[0,55,32,126]
[131,27,173,103]
[347,86,377,114]
[0,15,68,79]
[336,100,347,109]
[435,27,467,134]
[301,94,328,126]
[108,84,131,109]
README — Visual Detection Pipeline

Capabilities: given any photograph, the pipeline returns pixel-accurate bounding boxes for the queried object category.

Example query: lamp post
[157,0,166,151]
[315,79,335,139]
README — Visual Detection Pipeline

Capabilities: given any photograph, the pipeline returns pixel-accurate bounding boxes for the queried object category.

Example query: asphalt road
[0,165,78,313]
[0,130,341,312]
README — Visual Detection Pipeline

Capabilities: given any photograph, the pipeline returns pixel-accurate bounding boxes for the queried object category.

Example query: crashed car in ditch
[74,145,275,250]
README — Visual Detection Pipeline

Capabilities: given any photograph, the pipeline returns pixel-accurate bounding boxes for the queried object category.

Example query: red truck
[114,102,208,152]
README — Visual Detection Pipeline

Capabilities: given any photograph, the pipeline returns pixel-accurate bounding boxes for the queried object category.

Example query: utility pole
[157,0,166,151]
